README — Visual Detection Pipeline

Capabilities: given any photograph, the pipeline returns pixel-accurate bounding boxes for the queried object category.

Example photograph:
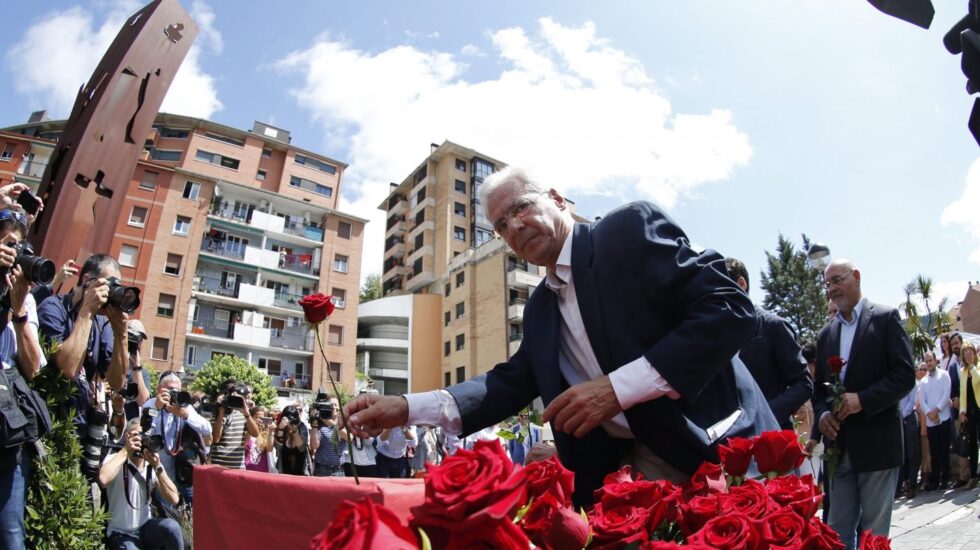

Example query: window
[444,283,450,297]
[289,175,333,197]
[444,341,450,357]
[195,149,240,170]
[128,206,148,227]
[256,169,267,181]
[294,154,338,175]
[333,254,349,273]
[119,244,138,267]
[152,337,170,361]
[444,311,451,326]
[139,171,158,191]
[262,147,272,158]
[182,181,200,200]
[454,202,466,217]
[338,221,352,239]
[164,253,182,276]
[204,132,245,147]
[454,179,466,193]
[456,334,465,351]
[185,345,197,369]
[258,358,282,376]
[444,372,451,387]
[328,362,342,382]
[456,272,464,287]
[328,325,344,345]
[414,186,427,204]
[414,233,423,250]
[331,288,346,308]
[156,126,189,138]
[150,149,182,161]
[214,309,230,330]
[475,229,493,247]
[157,294,176,318]
[455,302,465,319]
[412,258,423,276]
[455,159,466,171]
[456,366,465,384]
[454,226,466,241]
[314,184,333,197]
[415,210,424,225]
[173,216,192,236]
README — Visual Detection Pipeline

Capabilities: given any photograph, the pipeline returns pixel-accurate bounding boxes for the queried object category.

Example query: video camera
[312,390,335,421]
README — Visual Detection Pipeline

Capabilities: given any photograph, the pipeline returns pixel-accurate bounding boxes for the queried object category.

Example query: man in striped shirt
[209,380,258,468]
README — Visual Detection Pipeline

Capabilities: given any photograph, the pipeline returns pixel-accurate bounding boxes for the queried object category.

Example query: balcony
[388,194,408,216]
[385,218,409,238]
[201,238,247,261]
[269,326,314,352]
[193,273,247,299]
[277,253,317,276]
[272,290,305,311]
[209,205,251,224]
[406,268,435,293]
[406,245,433,266]
[16,160,46,178]
[281,219,325,242]
[507,298,526,320]
[186,319,271,348]
[272,373,311,390]
[506,264,542,289]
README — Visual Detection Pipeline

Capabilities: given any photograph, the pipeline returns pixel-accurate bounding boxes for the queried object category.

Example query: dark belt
[317,463,341,471]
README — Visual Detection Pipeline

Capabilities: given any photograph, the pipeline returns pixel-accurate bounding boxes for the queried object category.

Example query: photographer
[375,425,416,479]
[0,206,51,549]
[309,398,347,477]
[99,419,182,550]
[38,254,132,435]
[143,371,211,507]
[110,321,152,438]
[275,405,309,476]
[210,379,258,469]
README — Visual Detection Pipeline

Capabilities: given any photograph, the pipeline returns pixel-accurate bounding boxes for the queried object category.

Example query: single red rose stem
[314,324,359,485]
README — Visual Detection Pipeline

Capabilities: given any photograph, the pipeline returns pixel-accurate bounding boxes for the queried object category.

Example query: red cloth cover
[193,465,424,550]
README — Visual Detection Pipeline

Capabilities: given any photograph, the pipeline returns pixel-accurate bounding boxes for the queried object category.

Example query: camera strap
[159,410,182,457]
[122,459,152,511]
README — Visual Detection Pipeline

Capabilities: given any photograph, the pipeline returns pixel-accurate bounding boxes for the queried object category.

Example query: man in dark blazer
[725,258,812,429]
[814,259,915,550]
[343,167,778,506]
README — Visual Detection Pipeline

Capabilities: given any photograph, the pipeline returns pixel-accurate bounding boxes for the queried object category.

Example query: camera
[168,389,191,408]
[127,334,141,356]
[313,401,334,421]
[106,276,141,313]
[121,381,139,400]
[81,408,108,481]
[282,406,301,426]
[198,394,216,417]
[0,241,55,286]
[133,408,163,459]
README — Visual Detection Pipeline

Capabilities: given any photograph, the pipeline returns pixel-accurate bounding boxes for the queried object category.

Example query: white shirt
[376,425,416,459]
[103,453,157,536]
[918,368,952,427]
[836,298,867,380]
[407,232,675,439]
[142,398,212,481]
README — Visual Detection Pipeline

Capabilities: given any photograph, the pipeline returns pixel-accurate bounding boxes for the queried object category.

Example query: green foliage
[188,355,276,407]
[759,234,827,342]
[359,273,382,303]
[901,276,952,360]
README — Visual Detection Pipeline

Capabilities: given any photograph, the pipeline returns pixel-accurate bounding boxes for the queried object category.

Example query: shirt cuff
[404,390,463,435]
[608,356,676,411]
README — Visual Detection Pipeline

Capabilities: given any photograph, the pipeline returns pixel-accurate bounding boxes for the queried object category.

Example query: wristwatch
[132,365,143,371]
[11,313,28,325]
[155,466,164,474]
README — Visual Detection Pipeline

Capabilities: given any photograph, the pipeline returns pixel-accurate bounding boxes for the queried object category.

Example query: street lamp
[807,243,831,270]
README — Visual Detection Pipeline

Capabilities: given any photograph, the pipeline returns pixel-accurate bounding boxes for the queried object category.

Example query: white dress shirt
[837,298,867,380]
[406,232,676,439]
[917,368,951,427]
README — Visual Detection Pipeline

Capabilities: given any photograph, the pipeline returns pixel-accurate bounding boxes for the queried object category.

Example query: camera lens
[17,254,55,285]
[81,410,109,481]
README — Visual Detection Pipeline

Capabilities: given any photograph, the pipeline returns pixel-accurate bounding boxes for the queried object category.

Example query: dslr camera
[0,241,55,286]
[168,389,191,408]
[221,384,248,413]
[106,276,141,314]
[282,406,301,426]
[134,408,163,459]
[121,381,139,401]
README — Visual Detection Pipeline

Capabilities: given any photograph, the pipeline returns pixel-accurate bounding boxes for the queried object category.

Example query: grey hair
[118,417,141,446]
[478,166,544,219]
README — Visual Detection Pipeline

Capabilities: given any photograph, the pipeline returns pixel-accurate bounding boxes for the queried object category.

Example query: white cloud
[942,157,980,267]
[277,17,752,278]
[461,43,485,57]
[7,1,222,119]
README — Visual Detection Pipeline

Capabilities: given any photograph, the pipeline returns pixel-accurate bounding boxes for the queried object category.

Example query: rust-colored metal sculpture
[29,0,197,266]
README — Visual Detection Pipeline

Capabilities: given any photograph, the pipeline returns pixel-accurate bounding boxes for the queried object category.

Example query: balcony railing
[208,205,251,224]
[282,220,325,242]
[387,194,406,210]
[272,290,305,311]
[272,373,311,390]
[16,160,46,178]
[194,274,251,298]
[278,254,316,276]
[201,238,247,260]
[187,319,237,340]
[269,326,314,352]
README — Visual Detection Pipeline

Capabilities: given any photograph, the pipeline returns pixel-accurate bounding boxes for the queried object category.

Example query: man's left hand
[145,449,160,467]
[543,376,622,438]
[106,306,129,334]
[835,392,862,421]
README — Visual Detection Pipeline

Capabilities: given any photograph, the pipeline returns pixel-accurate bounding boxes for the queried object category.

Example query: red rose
[718,436,755,478]
[524,454,575,507]
[800,516,846,550]
[593,479,681,532]
[409,440,526,547]
[444,517,530,550]
[685,461,727,497]
[588,501,652,550]
[604,465,637,484]
[721,480,776,519]
[520,493,590,550]
[299,293,335,324]
[753,430,805,475]
[765,474,823,519]
[827,356,846,376]
[687,512,764,550]
[309,497,418,550]
[677,494,720,535]
[638,542,713,550]
[859,530,891,550]
[761,506,807,548]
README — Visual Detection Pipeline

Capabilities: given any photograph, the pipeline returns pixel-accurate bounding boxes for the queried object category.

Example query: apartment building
[1,112,366,395]
[379,141,586,390]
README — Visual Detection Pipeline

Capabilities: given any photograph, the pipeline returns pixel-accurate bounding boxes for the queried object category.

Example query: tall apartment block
[377,141,572,391]
[1,112,366,396]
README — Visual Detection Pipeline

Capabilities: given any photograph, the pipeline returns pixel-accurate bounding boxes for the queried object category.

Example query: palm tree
[914,274,934,334]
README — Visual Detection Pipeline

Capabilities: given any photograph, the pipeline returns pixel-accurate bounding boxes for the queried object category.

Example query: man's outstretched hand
[342,394,410,438]
[543,375,622,438]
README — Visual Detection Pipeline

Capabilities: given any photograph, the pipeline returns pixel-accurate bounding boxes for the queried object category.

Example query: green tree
[188,355,277,408]
[360,273,381,303]
[901,281,934,360]
[759,234,827,342]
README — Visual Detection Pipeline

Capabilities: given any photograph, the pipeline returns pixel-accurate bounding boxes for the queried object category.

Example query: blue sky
[0,0,977,312]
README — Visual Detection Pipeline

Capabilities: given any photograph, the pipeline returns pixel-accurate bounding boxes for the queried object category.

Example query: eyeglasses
[823,271,853,289]
[0,209,28,231]
[916,367,928,372]
[493,192,547,237]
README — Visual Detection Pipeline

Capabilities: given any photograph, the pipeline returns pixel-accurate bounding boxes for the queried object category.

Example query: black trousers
[374,453,408,478]
[928,419,952,486]
[899,414,922,489]
[966,407,980,479]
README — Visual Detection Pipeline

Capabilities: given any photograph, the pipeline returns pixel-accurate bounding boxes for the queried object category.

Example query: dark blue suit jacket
[813,302,915,472]
[738,309,812,429]
[447,202,778,505]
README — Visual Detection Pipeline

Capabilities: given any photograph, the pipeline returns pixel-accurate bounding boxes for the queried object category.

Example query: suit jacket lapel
[569,223,616,374]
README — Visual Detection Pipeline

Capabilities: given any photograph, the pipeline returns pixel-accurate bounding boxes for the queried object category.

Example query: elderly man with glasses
[814,258,915,550]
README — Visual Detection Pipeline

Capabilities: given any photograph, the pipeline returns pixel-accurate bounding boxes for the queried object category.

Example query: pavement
[889,485,980,549]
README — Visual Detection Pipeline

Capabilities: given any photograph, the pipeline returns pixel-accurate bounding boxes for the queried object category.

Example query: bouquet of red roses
[310,431,891,549]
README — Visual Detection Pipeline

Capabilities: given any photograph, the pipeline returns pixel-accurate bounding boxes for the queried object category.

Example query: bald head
[824,258,862,319]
